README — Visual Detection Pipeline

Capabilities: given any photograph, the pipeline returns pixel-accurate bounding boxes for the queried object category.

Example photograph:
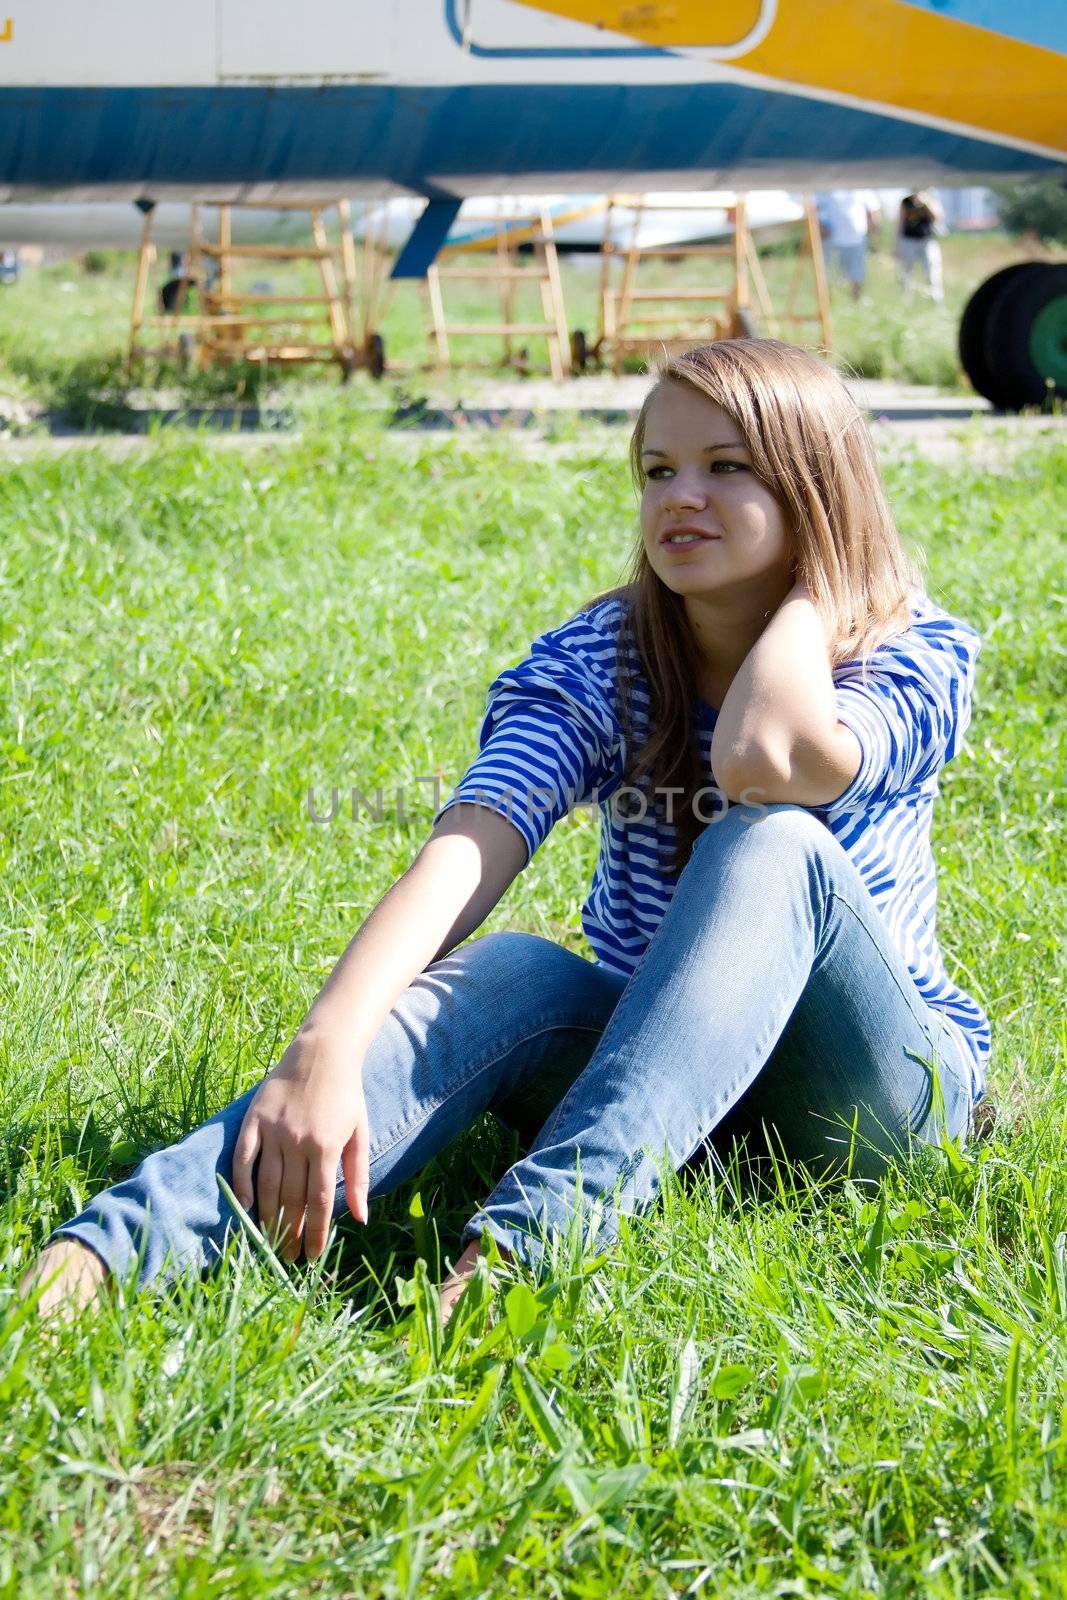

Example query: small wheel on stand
[365,331,386,380]
[159,276,196,314]
[570,328,588,372]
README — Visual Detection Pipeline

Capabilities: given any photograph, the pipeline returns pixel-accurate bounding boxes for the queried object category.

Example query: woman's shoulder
[838,590,981,681]
[573,586,634,631]
[534,589,634,667]
[899,590,982,666]
[479,591,635,741]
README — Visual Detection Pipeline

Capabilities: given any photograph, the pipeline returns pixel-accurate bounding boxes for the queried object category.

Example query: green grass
[0,422,1064,1596]
[0,230,1037,420]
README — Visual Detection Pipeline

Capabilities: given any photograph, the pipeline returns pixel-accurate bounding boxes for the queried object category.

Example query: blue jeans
[51,806,974,1285]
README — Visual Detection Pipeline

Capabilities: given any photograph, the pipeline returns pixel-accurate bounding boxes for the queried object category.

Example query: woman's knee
[430,928,565,985]
[688,801,837,875]
[408,930,588,1028]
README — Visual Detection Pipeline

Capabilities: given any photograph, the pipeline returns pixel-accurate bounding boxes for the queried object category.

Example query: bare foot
[439,1235,517,1325]
[19,1240,109,1321]
[439,1238,485,1325]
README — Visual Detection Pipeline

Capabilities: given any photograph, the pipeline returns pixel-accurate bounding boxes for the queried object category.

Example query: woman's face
[639,382,793,606]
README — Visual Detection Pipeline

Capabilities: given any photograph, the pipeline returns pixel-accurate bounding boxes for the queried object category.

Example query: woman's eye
[645,460,747,481]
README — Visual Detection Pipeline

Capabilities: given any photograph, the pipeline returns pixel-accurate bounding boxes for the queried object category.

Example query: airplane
[1,0,1064,407]
[0,191,806,251]
[355,191,807,251]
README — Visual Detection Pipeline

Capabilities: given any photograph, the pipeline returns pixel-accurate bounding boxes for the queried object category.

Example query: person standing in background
[817,190,881,302]
[897,192,946,304]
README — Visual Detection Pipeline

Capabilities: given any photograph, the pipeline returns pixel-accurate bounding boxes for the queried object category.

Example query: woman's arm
[710,580,861,807]
[232,803,528,1261]
[305,803,529,1041]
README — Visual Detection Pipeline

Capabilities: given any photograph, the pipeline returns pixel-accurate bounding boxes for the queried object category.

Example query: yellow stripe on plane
[441,197,610,254]
[516,0,1067,158]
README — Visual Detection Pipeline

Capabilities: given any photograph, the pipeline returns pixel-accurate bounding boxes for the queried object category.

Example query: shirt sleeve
[432,612,628,866]
[826,607,980,814]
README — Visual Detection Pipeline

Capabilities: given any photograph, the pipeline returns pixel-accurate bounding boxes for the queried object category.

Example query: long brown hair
[586,339,920,876]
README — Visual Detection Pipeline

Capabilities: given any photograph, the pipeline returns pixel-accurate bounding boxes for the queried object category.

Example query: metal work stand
[572,193,832,372]
[129,200,384,379]
[424,204,571,380]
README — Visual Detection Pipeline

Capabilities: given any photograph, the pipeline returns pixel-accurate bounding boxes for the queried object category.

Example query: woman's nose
[662,472,707,510]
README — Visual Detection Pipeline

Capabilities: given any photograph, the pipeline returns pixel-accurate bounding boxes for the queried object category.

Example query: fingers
[342,1122,370,1225]
[232,1109,262,1212]
[276,1156,310,1263]
[258,1150,310,1262]
[231,1088,362,1266]
[303,1160,339,1261]
[255,1143,284,1244]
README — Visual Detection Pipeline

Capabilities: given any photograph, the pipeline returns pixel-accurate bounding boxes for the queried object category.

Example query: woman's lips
[660,526,721,553]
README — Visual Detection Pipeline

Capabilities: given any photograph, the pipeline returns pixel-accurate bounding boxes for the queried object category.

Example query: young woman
[25,339,990,1321]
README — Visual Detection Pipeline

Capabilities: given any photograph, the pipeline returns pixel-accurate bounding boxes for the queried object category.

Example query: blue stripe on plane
[392,197,462,278]
[0,84,1058,191]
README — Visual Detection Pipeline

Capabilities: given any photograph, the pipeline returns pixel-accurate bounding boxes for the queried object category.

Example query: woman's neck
[684,578,793,693]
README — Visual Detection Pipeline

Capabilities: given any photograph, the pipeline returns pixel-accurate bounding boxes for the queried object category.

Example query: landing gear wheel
[979,263,1067,411]
[958,263,1044,406]
[570,328,588,372]
[364,331,386,380]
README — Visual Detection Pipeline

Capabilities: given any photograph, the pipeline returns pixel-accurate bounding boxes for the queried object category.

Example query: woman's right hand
[231,1025,369,1262]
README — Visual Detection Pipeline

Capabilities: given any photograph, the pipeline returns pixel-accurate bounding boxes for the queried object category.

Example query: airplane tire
[958,262,1044,407]
[980,263,1067,410]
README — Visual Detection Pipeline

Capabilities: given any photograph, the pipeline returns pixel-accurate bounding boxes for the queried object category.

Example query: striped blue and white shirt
[434,592,991,1100]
